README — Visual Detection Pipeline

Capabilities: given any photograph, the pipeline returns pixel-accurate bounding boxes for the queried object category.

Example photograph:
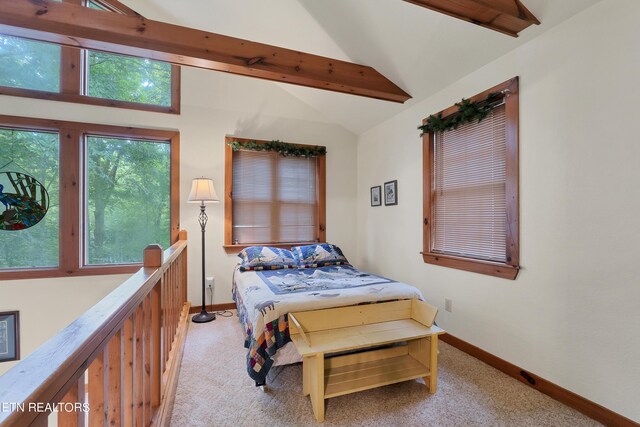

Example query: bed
[232,254,424,385]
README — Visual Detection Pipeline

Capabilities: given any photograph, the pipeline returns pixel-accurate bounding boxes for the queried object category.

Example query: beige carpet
[170,311,600,427]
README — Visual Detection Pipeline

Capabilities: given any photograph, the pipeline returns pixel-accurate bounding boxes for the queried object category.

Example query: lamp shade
[187,178,219,203]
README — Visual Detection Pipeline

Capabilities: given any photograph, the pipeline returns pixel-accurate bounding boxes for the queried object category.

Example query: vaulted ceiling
[126,0,602,134]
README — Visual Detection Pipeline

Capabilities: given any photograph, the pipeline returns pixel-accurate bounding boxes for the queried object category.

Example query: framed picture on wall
[384,180,398,206]
[0,311,20,363]
[371,186,381,207]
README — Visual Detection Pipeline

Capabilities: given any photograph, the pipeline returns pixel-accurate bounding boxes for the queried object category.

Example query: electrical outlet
[206,277,215,288]
[445,298,453,312]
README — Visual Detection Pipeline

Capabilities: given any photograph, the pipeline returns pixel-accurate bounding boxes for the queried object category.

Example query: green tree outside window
[0,129,59,269]
[0,36,61,92]
[86,136,171,265]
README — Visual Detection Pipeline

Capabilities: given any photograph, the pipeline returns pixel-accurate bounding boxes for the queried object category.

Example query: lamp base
[192,310,216,323]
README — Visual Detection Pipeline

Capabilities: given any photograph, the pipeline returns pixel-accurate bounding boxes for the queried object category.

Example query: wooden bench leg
[303,356,310,396]
[408,337,430,390]
[309,353,325,422]
[428,335,438,393]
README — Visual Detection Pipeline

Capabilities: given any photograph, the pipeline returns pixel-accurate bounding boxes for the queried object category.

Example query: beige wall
[356,0,640,421]
[0,274,128,375]
[0,66,357,372]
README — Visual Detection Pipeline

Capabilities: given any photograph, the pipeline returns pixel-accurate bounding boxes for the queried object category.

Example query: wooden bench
[289,299,445,422]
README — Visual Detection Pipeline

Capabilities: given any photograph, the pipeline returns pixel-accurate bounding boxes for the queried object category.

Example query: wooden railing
[0,230,191,427]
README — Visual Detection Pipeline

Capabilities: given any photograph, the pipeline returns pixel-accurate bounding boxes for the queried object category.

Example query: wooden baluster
[144,294,152,425]
[178,257,182,319]
[169,263,173,348]
[177,253,182,308]
[162,271,169,373]
[169,264,173,358]
[167,265,172,354]
[122,317,134,427]
[107,330,121,426]
[58,375,85,426]
[183,251,187,304]
[144,243,164,383]
[78,376,87,427]
[59,380,78,426]
[179,230,188,305]
[88,351,105,427]
[171,263,176,346]
[162,269,171,369]
[178,256,182,319]
[152,281,162,408]
[174,255,179,313]
[31,413,49,427]
[172,263,177,346]
[134,304,144,427]
[172,263,177,345]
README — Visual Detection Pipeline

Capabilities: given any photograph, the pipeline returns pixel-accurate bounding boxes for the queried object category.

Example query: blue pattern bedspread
[232,265,424,384]
[257,265,395,295]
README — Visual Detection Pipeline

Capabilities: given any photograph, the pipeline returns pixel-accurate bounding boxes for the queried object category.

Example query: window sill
[0,265,140,281]
[223,242,325,254]
[421,252,519,280]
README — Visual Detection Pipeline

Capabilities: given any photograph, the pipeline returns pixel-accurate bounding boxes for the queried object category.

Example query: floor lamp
[188,177,219,323]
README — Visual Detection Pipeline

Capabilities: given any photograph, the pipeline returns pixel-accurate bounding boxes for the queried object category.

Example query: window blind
[432,104,507,262]
[232,150,317,244]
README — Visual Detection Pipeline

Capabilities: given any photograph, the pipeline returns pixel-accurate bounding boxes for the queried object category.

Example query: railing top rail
[0,238,187,426]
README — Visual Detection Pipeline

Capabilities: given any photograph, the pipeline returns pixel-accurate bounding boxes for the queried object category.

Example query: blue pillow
[238,246,298,271]
[291,243,350,268]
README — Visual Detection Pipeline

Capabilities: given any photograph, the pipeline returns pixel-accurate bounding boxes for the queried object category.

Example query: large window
[86,136,171,265]
[0,129,59,269]
[224,137,326,250]
[0,1,180,113]
[0,115,179,280]
[422,78,519,279]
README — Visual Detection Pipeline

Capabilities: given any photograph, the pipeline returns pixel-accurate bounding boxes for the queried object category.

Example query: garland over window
[227,139,326,157]
[418,92,503,135]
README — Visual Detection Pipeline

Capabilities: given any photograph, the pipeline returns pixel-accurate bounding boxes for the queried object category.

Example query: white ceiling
[127,0,602,135]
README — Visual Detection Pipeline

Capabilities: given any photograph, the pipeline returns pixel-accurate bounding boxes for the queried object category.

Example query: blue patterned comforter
[232,265,424,384]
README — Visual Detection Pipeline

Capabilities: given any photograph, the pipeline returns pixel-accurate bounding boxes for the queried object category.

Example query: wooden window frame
[422,77,520,280]
[86,0,141,15]
[0,114,180,280]
[0,0,181,114]
[223,136,326,253]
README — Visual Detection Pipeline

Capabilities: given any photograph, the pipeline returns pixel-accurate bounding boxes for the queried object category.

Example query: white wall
[0,64,357,371]
[356,0,640,421]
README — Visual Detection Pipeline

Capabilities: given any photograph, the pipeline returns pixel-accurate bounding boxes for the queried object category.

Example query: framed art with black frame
[0,311,19,363]
[371,186,381,207]
[384,180,398,206]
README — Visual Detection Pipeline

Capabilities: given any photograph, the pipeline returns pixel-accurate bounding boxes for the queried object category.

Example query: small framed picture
[370,186,381,207]
[384,180,398,206]
[0,311,19,363]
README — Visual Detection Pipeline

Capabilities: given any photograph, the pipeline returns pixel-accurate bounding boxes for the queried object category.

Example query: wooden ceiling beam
[402,0,539,37]
[0,0,410,103]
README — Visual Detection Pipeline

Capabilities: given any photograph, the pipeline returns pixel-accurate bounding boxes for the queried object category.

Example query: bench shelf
[325,352,429,398]
[289,299,445,422]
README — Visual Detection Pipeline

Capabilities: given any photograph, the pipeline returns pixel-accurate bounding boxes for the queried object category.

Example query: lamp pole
[192,201,216,323]
[188,177,218,323]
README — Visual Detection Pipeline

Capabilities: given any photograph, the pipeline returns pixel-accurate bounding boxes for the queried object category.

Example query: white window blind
[433,104,507,262]
[232,150,318,244]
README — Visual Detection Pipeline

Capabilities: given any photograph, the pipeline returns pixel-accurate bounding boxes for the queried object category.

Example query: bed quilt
[232,265,424,384]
